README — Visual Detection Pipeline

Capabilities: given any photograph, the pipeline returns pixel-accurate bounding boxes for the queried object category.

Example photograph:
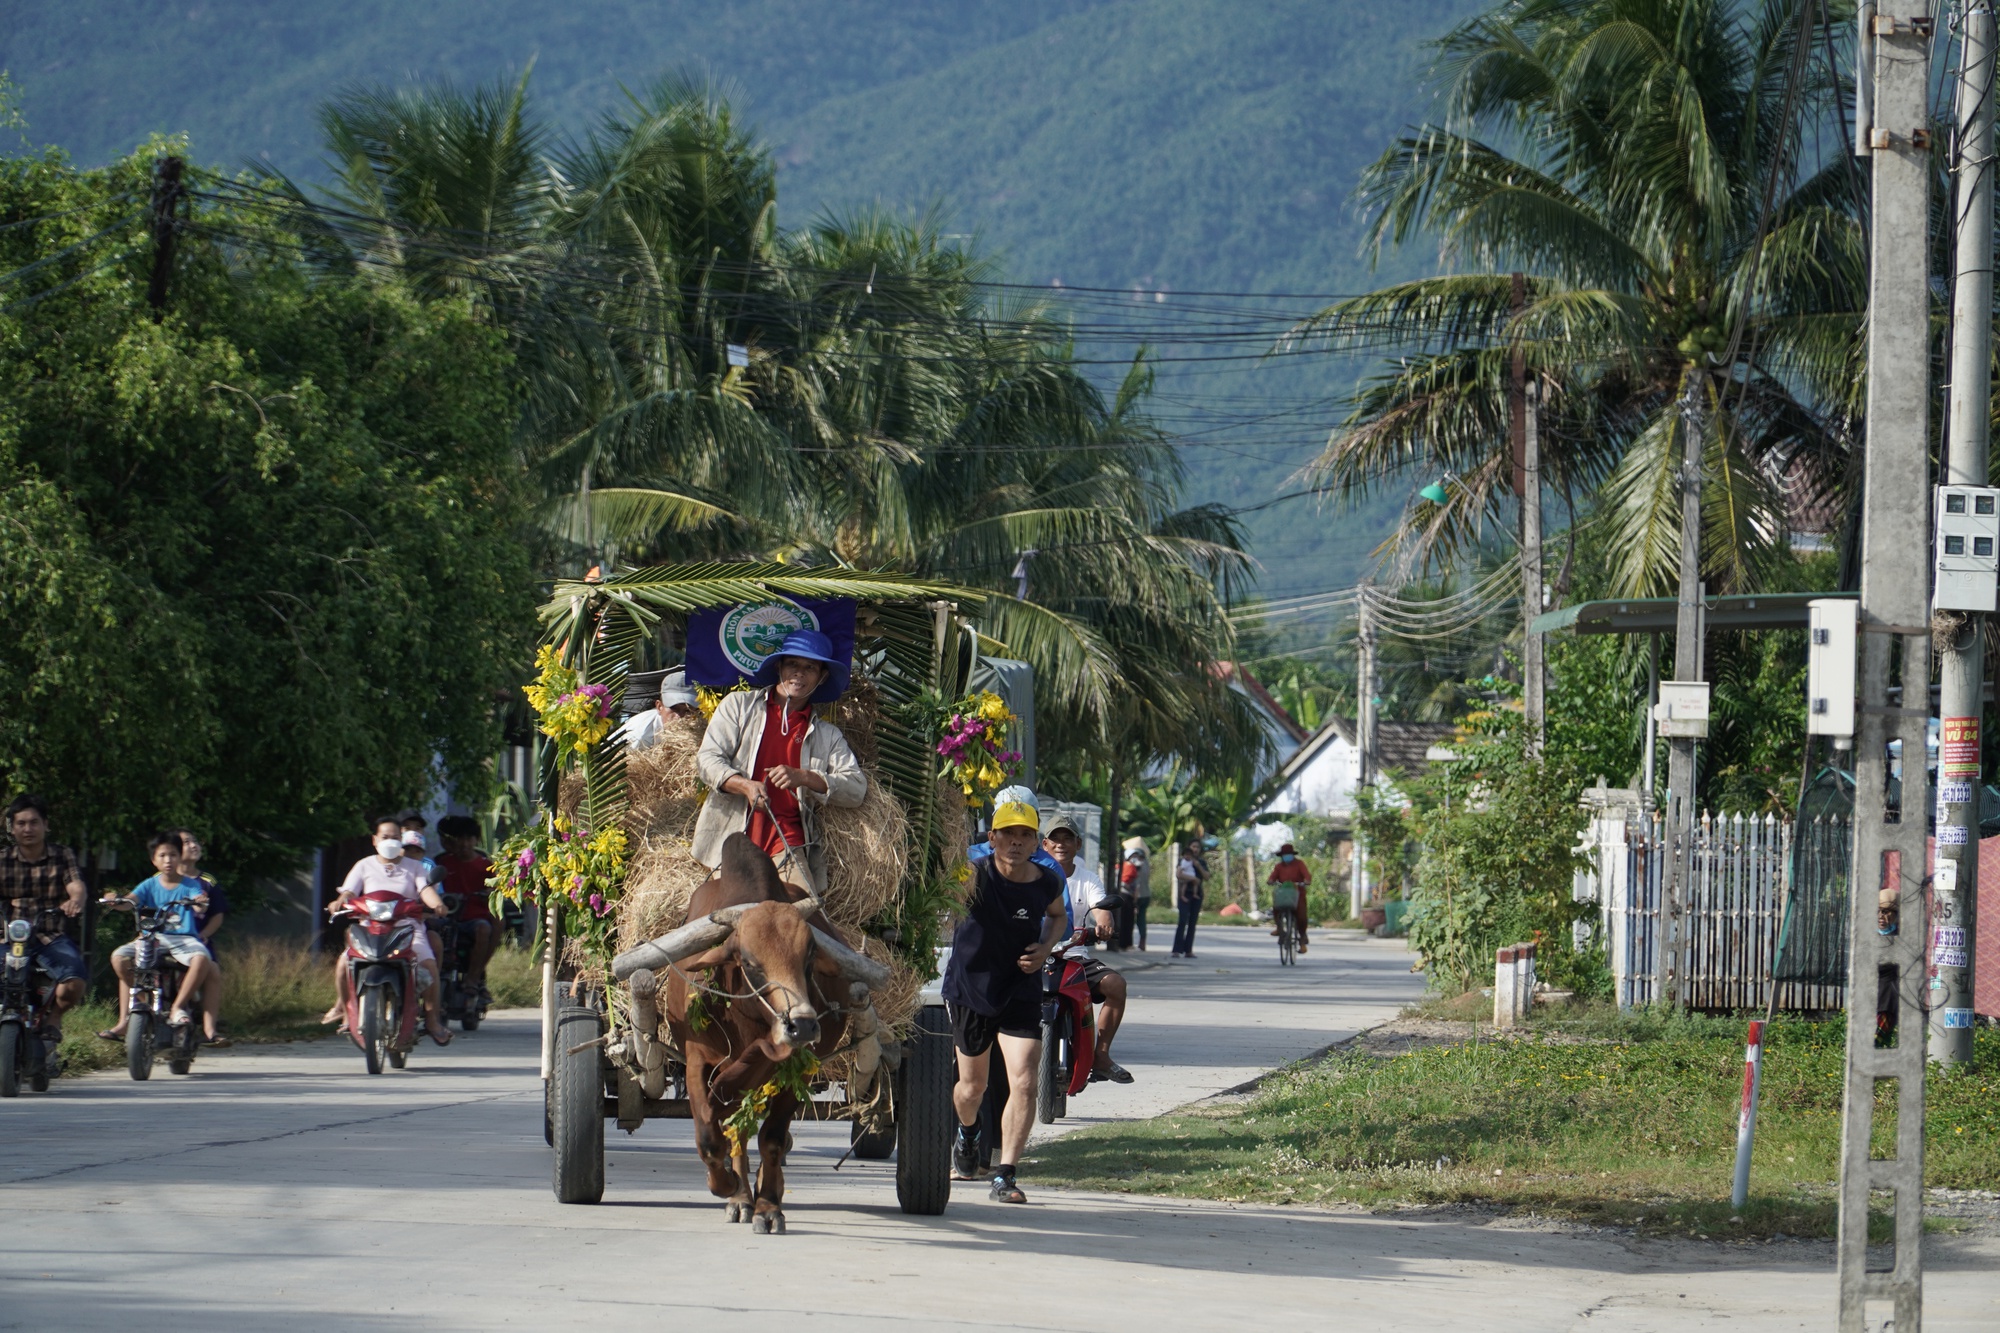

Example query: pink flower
[588,893,605,914]
[517,848,536,868]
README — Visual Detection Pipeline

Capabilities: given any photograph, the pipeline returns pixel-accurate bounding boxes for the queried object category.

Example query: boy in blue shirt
[101,832,219,1038]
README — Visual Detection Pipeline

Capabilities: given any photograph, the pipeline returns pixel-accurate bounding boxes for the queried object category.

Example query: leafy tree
[1407,715,1605,994]
[0,144,531,879]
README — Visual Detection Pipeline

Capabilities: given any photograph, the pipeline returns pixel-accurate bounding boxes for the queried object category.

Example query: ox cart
[511,565,991,1222]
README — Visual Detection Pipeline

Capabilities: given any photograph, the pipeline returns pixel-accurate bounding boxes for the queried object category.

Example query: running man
[943,796,1067,1203]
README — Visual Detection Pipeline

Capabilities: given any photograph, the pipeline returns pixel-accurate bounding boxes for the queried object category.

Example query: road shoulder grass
[1031,998,2000,1240]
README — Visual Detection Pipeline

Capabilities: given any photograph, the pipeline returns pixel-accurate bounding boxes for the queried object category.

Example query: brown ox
[611,832,888,1234]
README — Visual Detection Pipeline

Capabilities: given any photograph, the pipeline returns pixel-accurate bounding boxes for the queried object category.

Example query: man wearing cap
[618,668,700,752]
[693,630,865,894]
[1266,842,1311,954]
[1042,810,1133,1083]
[943,796,1069,1203]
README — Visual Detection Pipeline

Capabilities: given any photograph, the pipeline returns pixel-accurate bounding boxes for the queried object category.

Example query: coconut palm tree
[1285,0,1863,596]
[268,72,1262,776]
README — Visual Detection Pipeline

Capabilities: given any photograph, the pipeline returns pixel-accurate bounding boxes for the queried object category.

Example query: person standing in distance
[944,797,1068,1203]
[1120,837,1151,951]
[1171,842,1206,958]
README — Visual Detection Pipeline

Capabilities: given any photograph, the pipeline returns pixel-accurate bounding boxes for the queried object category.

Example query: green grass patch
[1033,1012,2000,1239]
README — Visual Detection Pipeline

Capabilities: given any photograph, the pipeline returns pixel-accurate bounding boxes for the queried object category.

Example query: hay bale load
[611,701,927,1033]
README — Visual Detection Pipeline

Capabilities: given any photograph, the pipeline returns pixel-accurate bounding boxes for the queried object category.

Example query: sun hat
[748,628,850,701]
[995,784,1039,810]
[992,800,1040,832]
[1042,810,1082,840]
[1277,842,1298,856]
[1121,835,1146,853]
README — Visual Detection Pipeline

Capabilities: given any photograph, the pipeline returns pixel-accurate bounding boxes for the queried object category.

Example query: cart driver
[692,629,866,895]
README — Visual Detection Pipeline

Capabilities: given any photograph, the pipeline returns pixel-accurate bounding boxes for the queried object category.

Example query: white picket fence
[1576,808,1846,1012]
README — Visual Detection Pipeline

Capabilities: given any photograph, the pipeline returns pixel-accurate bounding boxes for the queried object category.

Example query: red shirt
[439,852,495,921]
[744,697,809,859]
[1268,859,1312,884]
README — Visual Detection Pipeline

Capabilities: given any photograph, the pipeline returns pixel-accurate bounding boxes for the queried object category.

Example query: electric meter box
[1934,485,2000,612]
[1806,597,1856,737]
[1653,681,1711,738]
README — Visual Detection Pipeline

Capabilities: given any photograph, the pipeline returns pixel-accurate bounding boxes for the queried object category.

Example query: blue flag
[684,597,857,691]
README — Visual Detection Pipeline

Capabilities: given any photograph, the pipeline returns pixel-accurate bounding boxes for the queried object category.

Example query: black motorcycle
[103,898,203,1080]
[0,904,63,1096]
[435,893,490,1032]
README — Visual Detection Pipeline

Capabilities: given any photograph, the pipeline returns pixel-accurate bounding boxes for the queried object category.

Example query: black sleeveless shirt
[941,856,1064,1016]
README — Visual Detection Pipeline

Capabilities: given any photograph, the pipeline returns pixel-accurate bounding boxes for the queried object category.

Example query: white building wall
[1263,735,1363,817]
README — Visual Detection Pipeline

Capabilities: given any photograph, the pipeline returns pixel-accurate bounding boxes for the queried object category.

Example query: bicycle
[1270,885,1299,967]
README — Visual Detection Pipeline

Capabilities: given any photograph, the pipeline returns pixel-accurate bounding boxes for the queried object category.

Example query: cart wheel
[1036,1016,1067,1124]
[895,1004,952,1215]
[552,1005,605,1204]
[850,1115,896,1161]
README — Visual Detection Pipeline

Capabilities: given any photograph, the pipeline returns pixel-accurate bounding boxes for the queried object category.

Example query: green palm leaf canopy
[538,562,985,637]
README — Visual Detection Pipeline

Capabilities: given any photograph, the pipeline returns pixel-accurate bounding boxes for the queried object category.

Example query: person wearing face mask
[320,816,454,1045]
[1265,842,1311,954]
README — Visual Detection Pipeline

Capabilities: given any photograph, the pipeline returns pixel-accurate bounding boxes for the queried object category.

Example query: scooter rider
[944,796,1068,1204]
[322,816,454,1046]
[0,794,89,1047]
[1040,812,1133,1084]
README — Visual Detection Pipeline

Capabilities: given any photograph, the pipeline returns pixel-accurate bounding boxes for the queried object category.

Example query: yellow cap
[992,800,1040,832]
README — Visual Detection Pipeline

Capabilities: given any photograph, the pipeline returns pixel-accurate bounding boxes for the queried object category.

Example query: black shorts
[949,993,1043,1057]
[1078,955,1119,1004]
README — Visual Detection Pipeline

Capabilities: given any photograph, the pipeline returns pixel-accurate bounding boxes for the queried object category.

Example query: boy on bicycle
[1266,842,1310,954]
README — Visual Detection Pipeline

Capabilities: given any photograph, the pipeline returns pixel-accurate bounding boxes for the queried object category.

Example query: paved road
[5,927,1996,1331]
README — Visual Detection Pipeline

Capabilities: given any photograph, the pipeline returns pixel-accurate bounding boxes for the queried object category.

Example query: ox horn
[611,904,751,981]
[811,926,892,990]
[792,888,826,920]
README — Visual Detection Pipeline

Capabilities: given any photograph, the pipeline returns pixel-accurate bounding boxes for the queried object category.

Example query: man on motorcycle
[435,815,496,996]
[103,832,219,1038]
[0,795,89,1046]
[1040,813,1133,1084]
[943,797,1068,1204]
[322,816,454,1046]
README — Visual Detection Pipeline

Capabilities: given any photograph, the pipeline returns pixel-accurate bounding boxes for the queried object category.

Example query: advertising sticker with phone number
[1941,716,1980,778]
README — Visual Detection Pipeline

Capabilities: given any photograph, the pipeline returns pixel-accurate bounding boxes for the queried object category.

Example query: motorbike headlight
[6,951,25,969]
[365,898,398,922]
[347,923,380,959]
[5,919,29,943]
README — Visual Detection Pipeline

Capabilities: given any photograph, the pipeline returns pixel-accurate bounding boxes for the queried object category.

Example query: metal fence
[1584,809,1849,1012]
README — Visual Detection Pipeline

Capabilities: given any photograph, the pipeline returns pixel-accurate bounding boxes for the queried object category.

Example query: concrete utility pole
[1655,377,1707,1007]
[1354,583,1379,918]
[1521,379,1545,749]
[1934,0,1993,1068]
[1837,6,1933,1326]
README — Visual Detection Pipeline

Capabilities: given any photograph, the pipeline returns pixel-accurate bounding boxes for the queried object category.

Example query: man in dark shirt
[0,794,89,1042]
[942,797,1067,1204]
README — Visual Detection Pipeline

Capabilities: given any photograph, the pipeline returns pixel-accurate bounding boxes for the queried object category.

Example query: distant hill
[3,0,1476,599]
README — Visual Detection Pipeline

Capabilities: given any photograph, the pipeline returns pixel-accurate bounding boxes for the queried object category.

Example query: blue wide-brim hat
[749,628,850,702]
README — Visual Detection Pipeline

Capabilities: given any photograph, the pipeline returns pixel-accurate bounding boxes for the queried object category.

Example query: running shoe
[989,1171,1026,1204]
[952,1127,982,1180]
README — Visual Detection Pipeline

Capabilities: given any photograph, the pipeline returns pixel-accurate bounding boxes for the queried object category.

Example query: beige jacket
[692,687,867,886]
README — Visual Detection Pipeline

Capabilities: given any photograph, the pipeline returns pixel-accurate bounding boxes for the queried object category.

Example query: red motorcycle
[335,889,429,1074]
[1036,932,1097,1123]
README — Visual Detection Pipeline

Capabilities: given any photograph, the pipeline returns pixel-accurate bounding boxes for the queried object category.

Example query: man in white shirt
[617,668,701,752]
[1041,811,1133,1084]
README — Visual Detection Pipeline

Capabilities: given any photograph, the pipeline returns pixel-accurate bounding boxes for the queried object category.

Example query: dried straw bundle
[816,777,908,933]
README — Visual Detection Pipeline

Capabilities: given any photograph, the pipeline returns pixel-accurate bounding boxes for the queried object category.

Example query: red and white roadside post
[1730,1019,1765,1210]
